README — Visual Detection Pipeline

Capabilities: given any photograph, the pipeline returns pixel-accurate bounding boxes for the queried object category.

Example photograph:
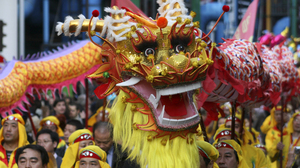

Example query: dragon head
[57,0,218,167]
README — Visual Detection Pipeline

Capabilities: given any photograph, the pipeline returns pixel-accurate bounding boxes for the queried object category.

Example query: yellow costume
[75,145,110,168]
[214,127,271,168]
[267,112,300,168]
[0,114,29,168]
[265,106,290,167]
[196,140,219,168]
[39,116,66,148]
[213,140,249,168]
[61,129,94,168]
[261,106,290,134]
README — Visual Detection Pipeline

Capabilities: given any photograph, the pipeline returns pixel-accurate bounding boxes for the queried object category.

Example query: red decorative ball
[92,10,99,17]
[157,17,168,28]
[222,5,230,12]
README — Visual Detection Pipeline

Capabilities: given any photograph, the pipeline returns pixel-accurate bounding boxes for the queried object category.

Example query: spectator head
[214,140,246,168]
[2,114,26,144]
[39,116,64,138]
[36,129,59,153]
[75,145,109,168]
[64,120,83,144]
[93,122,113,153]
[15,144,49,168]
[53,99,67,115]
[68,102,81,119]
[196,140,219,168]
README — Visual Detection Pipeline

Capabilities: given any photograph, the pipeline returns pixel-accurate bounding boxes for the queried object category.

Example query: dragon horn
[56,14,104,37]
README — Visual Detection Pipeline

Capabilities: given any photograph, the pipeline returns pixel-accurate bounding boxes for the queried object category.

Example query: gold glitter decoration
[184,18,191,24]
[161,138,167,146]
[147,135,153,141]
[131,105,137,112]
[200,42,207,48]
[121,96,127,104]
[190,11,196,18]
[116,50,121,54]
[176,17,182,23]
[133,123,138,130]
[206,58,214,65]
[90,30,96,36]
[131,25,137,31]
[146,75,154,83]
[125,63,133,70]
[192,61,198,68]
[193,21,199,28]
[147,54,154,61]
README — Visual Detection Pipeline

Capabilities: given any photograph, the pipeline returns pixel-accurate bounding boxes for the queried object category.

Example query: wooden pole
[101,98,107,121]
[239,107,245,139]
[199,113,209,142]
[280,97,284,168]
[25,104,37,137]
[231,102,236,139]
[85,78,89,129]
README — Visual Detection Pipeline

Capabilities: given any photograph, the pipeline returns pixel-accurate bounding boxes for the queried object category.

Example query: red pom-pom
[92,10,99,17]
[222,5,230,12]
[157,17,168,28]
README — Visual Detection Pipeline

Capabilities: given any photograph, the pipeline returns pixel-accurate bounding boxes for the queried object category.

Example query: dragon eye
[145,48,155,56]
[175,45,185,53]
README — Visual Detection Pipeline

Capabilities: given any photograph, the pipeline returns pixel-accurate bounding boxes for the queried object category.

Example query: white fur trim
[75,14,86,36]
[91,17,99,31]
[64,16,74,36]
[56,22,63,35]
[104,7,126,15]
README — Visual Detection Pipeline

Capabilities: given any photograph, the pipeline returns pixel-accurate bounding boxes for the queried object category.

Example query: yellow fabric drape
[61,129,94,168]
[0,114,29,168]
[38,116,64,137]
[213,139,249,168]
[74,145,111,168]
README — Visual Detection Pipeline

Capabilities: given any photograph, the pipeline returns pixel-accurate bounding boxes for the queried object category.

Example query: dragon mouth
[117,77,201,130]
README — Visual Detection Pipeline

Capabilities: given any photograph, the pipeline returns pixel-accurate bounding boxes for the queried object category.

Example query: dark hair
[233,150,239,164]
[15,144,49,166]
[53,99,66,108]
[93,121,113,139]
[68,102,82,111]
[66,119,84,130]
[36,129,59,151]
[203,156,211,167]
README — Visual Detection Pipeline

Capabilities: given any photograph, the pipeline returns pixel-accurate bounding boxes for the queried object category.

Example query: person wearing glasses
[36,129,62,168]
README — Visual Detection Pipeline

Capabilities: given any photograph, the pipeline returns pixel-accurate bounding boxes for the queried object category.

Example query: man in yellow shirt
[268,112,300,167]
[39,116,66,148]
[221,118,271,168]
[0,114,28,168]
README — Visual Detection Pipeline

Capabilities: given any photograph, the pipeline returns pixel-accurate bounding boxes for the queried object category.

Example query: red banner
[232,0,259,42]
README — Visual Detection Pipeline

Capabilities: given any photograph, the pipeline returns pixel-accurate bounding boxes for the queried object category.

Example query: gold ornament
[146,75,154,83]
[206,58,214,65]
[161,138,168,146]
[147,135,153,141]
[190,11,196,18]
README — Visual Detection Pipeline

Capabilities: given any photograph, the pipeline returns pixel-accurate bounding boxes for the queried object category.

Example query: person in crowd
[267,112,300,167]
[61,129,94,168]
[264,106,290,166]
[15,144,49,168]
[39,116,66,148]
[36,129,62,168]
[53,99,67,115]
[214,127,271,168]
[75,145,110,168]
[56,119,84,157]
[68,102,83,124]
[93,121,140,168]
[196,140,219,168]
[214,140,249,168]
[0,114,28,167]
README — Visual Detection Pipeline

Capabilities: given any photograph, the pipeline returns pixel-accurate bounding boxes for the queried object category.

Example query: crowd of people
[0,92,299,168]
[198,104,300,168]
